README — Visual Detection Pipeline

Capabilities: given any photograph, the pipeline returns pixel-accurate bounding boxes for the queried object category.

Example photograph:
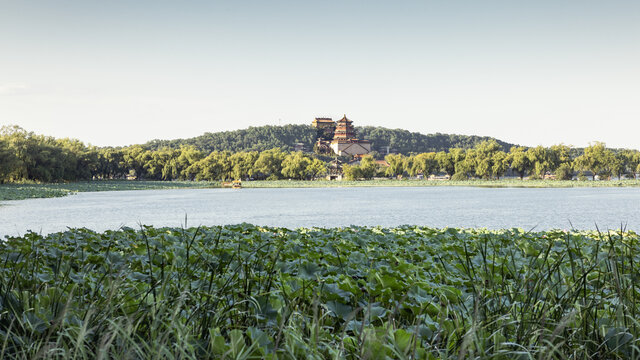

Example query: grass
[2,178,640,201]
[0,224,639,359]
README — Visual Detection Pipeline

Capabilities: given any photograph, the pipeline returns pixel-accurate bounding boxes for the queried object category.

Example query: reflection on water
[1,186,639,237]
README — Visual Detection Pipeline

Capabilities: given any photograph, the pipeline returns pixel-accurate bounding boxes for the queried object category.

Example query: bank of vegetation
[3,178,640,202]
[344,140,640,181]
[1,125,639,184]
[0,224,638,359]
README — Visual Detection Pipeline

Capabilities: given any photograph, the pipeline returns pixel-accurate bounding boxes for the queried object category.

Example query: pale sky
[1,0,638,148]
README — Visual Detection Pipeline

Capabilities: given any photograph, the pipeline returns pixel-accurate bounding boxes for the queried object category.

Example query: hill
[144,124,516,154]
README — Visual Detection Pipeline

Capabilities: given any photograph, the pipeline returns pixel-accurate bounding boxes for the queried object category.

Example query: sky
[0,0,638,148]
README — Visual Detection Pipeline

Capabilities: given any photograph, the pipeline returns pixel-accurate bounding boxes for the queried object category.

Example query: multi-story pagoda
[329,115,371,156]
[332,115,356,140]
[312,114,371,157]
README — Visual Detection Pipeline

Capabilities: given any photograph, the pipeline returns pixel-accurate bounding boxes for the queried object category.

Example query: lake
[1,186,639,237]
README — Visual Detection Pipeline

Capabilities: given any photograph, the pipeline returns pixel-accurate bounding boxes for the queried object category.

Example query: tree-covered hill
[145,125,318,153]
[355,126,515,154]
[144,124,516,154]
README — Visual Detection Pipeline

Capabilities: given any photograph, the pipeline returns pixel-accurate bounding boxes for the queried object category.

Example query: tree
[254,148,286,180]
[306,158,327,179]
[0,138,20,183]
[194,151,233,181]
[548,144,572,172]
[474,157,491,179]
[555,163,574,180]
[281,152,312,180]
[410,153,437,178]
[612,150,638,180]
[573,142,614,180]
[144,147,178,180]
[177,146,204,180]
[358,155,377,179]
[1,125,33,181]
[629,151,640,179]
[230,151,259,180]
[454,149,475,179]
[435,151,455,178]
[123,145,148,180]
[491,151,508,179]
[384,154,405,177]
[507,147,532,180]
[526,146,550,179]
[341,164,362,180]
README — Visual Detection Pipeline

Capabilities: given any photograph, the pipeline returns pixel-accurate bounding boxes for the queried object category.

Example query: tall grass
[0,225,638,359]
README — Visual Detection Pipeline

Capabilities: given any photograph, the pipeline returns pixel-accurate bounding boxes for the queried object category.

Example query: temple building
[311,115,371,157]
[311,117,335,130]
[329,115,371,156]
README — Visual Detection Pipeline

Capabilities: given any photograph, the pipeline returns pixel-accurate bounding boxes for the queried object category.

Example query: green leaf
[325,300,353,320]
[298,262,322,280]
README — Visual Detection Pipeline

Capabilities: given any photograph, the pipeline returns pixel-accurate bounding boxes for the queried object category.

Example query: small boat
[222,180,242,188]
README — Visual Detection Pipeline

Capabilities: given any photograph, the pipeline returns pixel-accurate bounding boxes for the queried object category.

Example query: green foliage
[450,172,468,181]
[384,154,405,177]
[507,146,532,179]
[342,155,377,180]
[358,155,377,179]
[575,142,616,180]
[408,152,437,177]
[555,163,574,180]
[2,125,640,185]
[254,148,287,180]
[356,126,515,154]
[146,124,318,153]
[0,225,639,359]
[526,146,550,179]
[341,164,360,181]
[281,152,312,180]
[143,124,516,155]
[435,151,455,177]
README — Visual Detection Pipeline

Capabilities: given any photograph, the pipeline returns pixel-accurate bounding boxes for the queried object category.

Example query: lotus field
[0,224,639,359]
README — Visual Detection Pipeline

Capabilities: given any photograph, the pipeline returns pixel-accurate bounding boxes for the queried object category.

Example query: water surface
[1,187,639,237]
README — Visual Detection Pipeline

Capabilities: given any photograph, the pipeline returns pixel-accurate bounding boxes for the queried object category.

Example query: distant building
[312,114,371,157]
[311,117,336,130]
[329,115,371,156]
[326,158,343,180]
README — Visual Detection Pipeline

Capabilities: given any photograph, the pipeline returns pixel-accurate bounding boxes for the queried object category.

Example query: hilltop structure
[311,115,371,156]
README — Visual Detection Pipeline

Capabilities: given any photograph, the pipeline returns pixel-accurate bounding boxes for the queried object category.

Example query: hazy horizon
[1,1,638,148]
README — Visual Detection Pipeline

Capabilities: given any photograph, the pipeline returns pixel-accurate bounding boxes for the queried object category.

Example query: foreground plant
[0,225,638,359]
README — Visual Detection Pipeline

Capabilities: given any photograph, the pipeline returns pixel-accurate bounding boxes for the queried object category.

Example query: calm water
[1,187,639,237]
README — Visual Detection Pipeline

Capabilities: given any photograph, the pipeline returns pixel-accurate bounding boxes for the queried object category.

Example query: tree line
[343,140,640,181]
[0,126,327,183]
[2,125,639,183]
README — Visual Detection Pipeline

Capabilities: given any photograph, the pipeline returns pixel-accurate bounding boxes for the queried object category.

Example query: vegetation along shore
[0,224,638,359]
[2,125,640,184]
[2,179,640,201]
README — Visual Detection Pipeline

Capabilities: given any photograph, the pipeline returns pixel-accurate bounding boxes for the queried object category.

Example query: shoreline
[2,178,640,201]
